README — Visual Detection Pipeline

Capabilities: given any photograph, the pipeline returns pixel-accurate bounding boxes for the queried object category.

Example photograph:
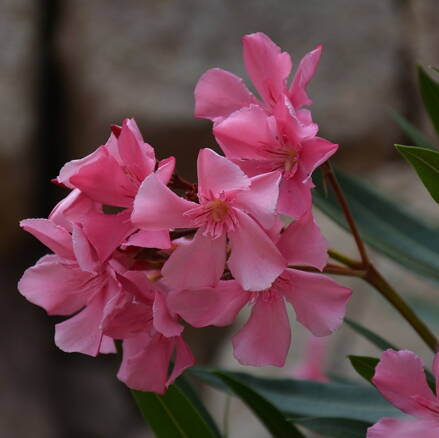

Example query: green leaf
[175,375,222,436]
[348,355,379,384]
[132,383,220,438]
[344,318,398,351]
[213,371,305,438]
[418,65,439,137]
[292,417,371,438]
[389,109,435,149]
[395,144,439,204]
[191,368,399,423]
[313,168,439,284]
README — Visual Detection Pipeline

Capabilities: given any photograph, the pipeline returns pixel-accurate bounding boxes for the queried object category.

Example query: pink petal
[300,137,338,181]
[122,229,171,249]
[168,280,249,327]
[118,118,155,182]
[18,254,93,315]
[277,209,328,270]
[234,171,281,229]
[117,333,173,394]
[99,335,116,354]
[242,32,292,108]
[131,173,195,230]
[213,105,277,160]
[232,294,290,366]
[367,418,439,438]
[71,224,100,274]
[197,148,250,198]
[433,352,439,395]
[167,336,195,386]
[162,229,226,290]
[194,68,256,122]
[153,290,184,337]
[101,290,153,339]
[20,218,74,260]
[289,45,322,108]
[49,189,82,231]
[55,293,107,356]
[156,156,176,185]
[372,349,436,418]
[57,148,103,189]
[277,175,313,219]
[69,146,137,207]
[281,268,351,336]
[228,210,285,291]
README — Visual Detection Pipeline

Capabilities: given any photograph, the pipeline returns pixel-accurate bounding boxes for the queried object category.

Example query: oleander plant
[18,33,439,437]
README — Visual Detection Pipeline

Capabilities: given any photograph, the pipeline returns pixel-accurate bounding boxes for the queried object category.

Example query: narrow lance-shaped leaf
[131,382,220,438]
[396,144,439,204]
[313,168,439,285]
[418,65,439,137]
[190,367,399,423]
[389,109,435,150]
[344,318,398,351]
[213,371,306,438]
[348,355,379,384]
[292,416,371,438]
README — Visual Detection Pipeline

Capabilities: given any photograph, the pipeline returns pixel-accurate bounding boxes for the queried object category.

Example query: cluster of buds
[18,33,351,394]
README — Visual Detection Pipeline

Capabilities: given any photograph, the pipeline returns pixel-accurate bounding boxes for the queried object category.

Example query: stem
[291,264,367,278]
[323,163,370,266]
[365,266,438,352]
[328,249,363,269]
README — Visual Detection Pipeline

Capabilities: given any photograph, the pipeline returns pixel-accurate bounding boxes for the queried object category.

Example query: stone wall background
[1,1,438,437]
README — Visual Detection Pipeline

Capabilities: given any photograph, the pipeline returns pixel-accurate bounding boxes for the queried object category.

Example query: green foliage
[292,417,371,438]
[131,380,220,438]
[313,169,439,284]
[418,66,439,137]
[396,145,439,204]
[348,356,379,384]
[213,371,305,438]
[389,109,435,149]
[344,318,398,351]
[191,368,400,435]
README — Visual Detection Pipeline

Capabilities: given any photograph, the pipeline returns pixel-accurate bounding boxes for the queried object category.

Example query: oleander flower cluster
[18,33,352,394]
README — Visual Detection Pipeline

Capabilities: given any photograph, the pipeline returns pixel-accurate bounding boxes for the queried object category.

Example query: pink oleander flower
[213,97,337,218]
[18,217,120,356]
[367,349,439,437]
[103,271,194,394]
[195,33,334,218]
[195,32,322,123]
[168,211,351,366]
[132,147,286,291]
[56,118,174,250]
[290,334,329,382]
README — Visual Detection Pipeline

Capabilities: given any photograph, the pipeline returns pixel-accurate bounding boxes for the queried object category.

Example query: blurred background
[1,1,438,437]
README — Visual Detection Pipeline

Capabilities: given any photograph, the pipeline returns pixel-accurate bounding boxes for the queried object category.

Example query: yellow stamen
[209,200,229,222]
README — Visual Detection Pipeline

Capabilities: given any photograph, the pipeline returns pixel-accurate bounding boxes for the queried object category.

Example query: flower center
[184,195,239,239]
[284,149,299,173]
[208,199,230,222]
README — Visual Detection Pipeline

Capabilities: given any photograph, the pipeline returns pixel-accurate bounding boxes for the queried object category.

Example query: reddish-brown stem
[323,162,370,267]
[291,264,367,278]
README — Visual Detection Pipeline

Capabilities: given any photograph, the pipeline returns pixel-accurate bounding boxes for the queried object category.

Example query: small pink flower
[18,217,119,356]
[103,271,194,394]
[213,97,337,218]
[132,148,286,291]
[168,211,351,367]
[367,349,439,437]
[56,118,174,250]
[195,32,322,123]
